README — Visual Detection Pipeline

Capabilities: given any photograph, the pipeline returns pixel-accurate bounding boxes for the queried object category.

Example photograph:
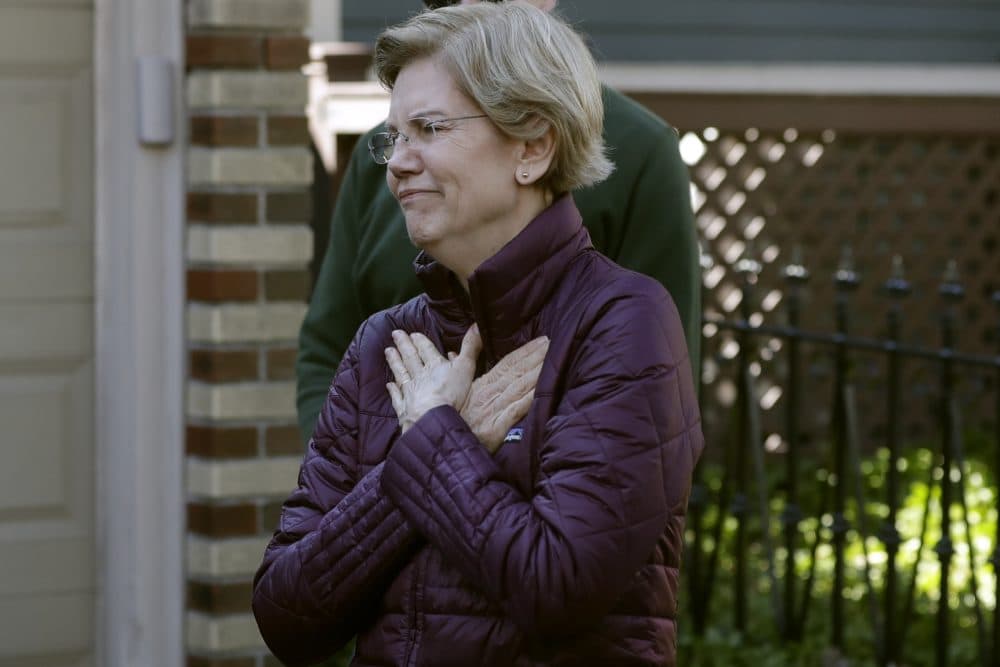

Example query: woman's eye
[419,122,440,136]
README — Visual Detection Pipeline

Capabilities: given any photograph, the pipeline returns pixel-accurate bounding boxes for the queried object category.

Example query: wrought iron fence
[683,127,1000,445]
[684,248,1000,667]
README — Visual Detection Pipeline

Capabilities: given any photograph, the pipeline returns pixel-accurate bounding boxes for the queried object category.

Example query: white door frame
[93,0,185,664]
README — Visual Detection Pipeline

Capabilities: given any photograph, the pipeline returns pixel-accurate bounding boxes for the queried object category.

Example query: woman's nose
[387,137,420,175]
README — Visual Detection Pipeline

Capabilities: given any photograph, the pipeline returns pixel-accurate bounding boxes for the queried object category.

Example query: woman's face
[385,57,522,254]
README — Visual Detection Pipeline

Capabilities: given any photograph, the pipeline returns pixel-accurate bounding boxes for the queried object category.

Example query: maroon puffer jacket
[252,195,704,666]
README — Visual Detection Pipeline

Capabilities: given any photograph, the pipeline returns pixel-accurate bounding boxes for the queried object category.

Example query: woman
[252,4,703,666]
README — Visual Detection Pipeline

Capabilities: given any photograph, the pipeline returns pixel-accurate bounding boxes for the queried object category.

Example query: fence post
[685,251,714,637]
[732,252,762,634]
[880,255,910,666]
[781,247,809,641]
[935,260,963,667]
[830,245,861,653]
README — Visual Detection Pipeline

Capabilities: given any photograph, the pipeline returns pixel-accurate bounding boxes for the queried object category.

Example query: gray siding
[342,0,1000,63]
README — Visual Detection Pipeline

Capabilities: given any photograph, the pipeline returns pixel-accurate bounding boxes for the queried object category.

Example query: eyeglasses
[368,114,488,165]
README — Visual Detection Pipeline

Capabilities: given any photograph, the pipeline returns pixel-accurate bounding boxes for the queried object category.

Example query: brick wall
[184,1,312,664]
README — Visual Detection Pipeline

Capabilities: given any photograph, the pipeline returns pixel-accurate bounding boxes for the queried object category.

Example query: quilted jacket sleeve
[253,325,419,667]
[381,286,704,639]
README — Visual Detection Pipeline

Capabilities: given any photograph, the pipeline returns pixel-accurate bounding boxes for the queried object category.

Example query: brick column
[184,1,312,665]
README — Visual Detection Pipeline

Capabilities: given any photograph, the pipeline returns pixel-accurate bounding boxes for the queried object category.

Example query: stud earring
[521,171,529,178]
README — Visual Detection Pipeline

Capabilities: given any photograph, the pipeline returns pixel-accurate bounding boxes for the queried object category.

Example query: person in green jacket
[296,0,700,447]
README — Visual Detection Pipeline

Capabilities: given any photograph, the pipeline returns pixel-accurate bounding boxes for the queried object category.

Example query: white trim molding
[598,63,1000,97]
[94,0,185,664]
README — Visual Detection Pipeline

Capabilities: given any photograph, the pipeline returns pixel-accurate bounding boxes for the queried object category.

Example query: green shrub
[681,441,998,666]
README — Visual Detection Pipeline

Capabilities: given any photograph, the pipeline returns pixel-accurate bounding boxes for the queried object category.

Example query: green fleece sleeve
[616,127,701,386]
[296,146,367,445]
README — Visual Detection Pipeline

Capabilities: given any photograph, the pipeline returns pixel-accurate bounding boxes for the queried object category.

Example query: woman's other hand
[463,336,549,453]
[385,325,481,432]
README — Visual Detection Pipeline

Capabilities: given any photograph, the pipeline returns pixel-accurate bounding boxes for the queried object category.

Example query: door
[0,2,95,665]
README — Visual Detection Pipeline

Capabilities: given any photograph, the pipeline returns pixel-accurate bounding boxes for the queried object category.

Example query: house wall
[183,0,313,664]
[342,0,1000,63]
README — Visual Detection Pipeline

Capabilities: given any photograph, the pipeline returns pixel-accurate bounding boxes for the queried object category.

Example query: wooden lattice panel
[684,128,1000,446]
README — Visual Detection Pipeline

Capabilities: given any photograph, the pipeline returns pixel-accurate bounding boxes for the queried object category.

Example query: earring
[521,171,529,178]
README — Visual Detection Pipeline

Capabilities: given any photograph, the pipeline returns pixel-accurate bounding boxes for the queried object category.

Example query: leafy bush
[680,439,998,666]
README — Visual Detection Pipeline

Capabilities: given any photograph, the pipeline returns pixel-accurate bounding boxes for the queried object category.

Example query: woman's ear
[515,123,556,186]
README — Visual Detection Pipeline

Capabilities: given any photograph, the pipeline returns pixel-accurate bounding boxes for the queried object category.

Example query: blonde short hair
[374,2,613,194]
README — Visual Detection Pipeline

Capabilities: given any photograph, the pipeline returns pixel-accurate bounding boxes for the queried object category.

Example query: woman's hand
[462,336,549,453]
[385,325,481,433]
[385,327,548,451]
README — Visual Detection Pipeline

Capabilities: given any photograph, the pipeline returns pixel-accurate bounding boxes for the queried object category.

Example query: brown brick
[266,115,309,146]
[265,35,310,70]
[266,425,304,456]
[187,580,253,614]
[187,192,257,224]
[265,347,297,380]
[186,425,258,459]
[260,500,284,534]
[188,656,255,667]
[187,269,258,302]
[190,348,259,382]
[266,191,311,223]
[186,34,262,69]
[188,502,258,537]
[263,270,310,301]
[322,45,373,82]
[190,116,258,147]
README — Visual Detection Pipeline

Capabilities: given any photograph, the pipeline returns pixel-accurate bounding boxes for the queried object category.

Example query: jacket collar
[414,194,592,362]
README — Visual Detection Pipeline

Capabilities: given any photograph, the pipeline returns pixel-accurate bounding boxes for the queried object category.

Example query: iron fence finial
[834,244,861,291]
[782,244,810,284]
[883,255,911,298]
[735,244,762,282]
[939,259,964,301]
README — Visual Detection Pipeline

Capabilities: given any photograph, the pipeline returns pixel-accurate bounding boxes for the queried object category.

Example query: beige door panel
[0,1,95,665]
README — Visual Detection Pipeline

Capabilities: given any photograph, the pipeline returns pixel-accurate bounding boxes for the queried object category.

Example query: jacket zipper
[468,285,497,371]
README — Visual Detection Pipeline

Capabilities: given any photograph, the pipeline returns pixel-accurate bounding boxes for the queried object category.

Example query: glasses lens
[369,133,393,164]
